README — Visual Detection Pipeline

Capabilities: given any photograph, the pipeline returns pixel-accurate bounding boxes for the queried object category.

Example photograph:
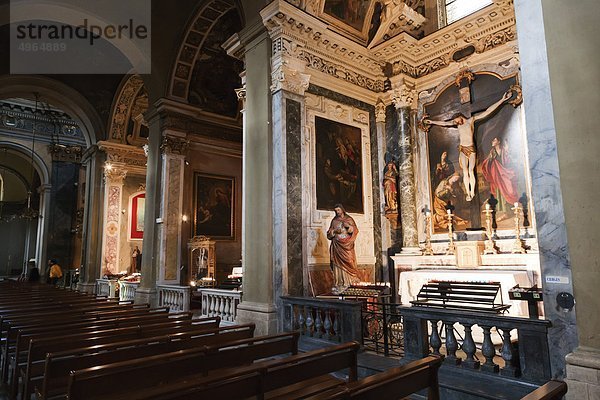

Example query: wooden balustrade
[400,306,552,384]
[199,288,242,323]
[157,285,191,312]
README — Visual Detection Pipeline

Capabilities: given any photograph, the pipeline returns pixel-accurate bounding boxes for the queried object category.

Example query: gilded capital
[103,165,127,184]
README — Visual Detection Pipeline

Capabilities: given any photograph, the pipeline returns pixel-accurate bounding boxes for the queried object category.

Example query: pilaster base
[134,287,158,307]
[77,282,96,294]
[565,347,600,400]
[236,301,279,336]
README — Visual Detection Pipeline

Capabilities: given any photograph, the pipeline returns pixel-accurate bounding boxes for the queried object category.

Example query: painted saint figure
[383,161,398,212]
[434,151,455,186]
[433,174,469,230]
[327,204,360,293]
[131,246,141,274]
[481,137,518,210]
[424,90,512,201]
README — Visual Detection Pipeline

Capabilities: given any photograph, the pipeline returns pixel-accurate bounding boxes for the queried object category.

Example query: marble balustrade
[199,288,242,324]
[157,284,191,313]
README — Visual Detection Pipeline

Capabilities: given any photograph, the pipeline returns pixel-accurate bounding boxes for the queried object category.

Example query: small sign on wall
[545,276,569,284]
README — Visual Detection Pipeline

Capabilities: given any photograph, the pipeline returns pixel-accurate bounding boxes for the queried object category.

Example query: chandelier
[20,94,40,220]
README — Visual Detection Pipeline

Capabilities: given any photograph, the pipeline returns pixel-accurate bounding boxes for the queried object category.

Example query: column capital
[375,98,387,123]
[160,134,189,156]
[270,56,311,96]
[391,83,417,110]
[103,163,127,184]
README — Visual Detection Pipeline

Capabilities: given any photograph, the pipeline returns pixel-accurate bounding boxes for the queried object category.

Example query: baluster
[298,306,306,335]
[210,295,217,317]
[306,307,314,336]
[444,321,461,365]
[499,327,519,377]
[429,320,442,355]
[289,304,297,331]
[323,309,332,340]
[219,296,225,317]
[461,323,480,369]
[226,297,232,321]
[480,325,499,373]
[333,309,342,342]
[314,307,323,338]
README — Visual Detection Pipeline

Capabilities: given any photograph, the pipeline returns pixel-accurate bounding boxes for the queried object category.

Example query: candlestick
[445,210,456,255]
[482,204,498,254]
[511,202,527,254]
[422,211,434,256]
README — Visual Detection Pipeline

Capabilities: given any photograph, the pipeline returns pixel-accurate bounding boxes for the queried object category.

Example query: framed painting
[193,173,234,240]
[129,192,145,240]
[315,116,364,213]
[425,73,529,234]
[320,0,375,43]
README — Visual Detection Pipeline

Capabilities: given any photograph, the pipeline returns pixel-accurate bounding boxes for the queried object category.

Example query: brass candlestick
[511,202,527,254]
[445,209,456,255]
[482,203,498,254]
[422,211,434,256]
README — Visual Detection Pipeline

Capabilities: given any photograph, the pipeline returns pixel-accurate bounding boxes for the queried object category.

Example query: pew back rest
[520,381,567,400]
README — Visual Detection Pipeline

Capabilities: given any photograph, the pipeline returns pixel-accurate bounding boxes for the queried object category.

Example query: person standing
[27,259,40,282]
[48,259,63,286]
[326,204,360,293]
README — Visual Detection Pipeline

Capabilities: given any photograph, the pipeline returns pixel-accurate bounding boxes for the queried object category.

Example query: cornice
[372,2,516,78]
[261,0,386,88]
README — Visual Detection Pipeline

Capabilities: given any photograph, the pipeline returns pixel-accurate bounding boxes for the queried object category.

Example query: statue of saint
[131,246,141,274]
[423,90,512,202]
[383,161,398,212]
[327,204,360,293]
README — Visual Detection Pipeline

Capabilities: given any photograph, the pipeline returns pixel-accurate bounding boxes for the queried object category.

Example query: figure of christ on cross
[423,90,512,202]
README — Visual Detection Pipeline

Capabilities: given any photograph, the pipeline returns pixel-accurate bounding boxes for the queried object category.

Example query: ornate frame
[193,172,235,240]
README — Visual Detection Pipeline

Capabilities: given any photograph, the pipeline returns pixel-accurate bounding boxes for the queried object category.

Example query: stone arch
[0,141,51,186]
[0,75,103,147]
[107,75,148,145]
[168,0,241,101]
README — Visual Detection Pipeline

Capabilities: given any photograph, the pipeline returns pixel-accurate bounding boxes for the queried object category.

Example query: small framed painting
[129,192,145,240]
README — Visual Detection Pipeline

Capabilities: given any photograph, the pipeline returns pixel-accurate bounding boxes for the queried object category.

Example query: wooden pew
[520,381,568,400]
[36,323,256,400]
[103,341,361,400]
[15,317,220,398]
[303,355,443,400]
[1,304,155,379]
[66,331,304,400]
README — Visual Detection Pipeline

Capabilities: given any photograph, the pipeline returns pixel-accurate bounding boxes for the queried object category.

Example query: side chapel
[0,0,599,398]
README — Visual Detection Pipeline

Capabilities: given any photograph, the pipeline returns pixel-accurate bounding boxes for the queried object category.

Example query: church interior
[0,0,598,399]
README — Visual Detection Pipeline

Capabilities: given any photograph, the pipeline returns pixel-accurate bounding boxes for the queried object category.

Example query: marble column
[78,146,104,293]
[391,84,419,251]
[135,110,161,306]
[157,133,188,284]
[228,26,279,336]
[100,164,127,275]
[375,99,392,283]
[35,183,51,279]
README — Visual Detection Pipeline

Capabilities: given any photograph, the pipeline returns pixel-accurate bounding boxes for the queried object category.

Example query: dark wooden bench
[410,281,511,313]
[111,341,360,400]
[36,323,256,400]
[304,355,443,399]
[15,317,220,398]
[66,331,304,400]
[520,380,567,400]
[1,304,158,381]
